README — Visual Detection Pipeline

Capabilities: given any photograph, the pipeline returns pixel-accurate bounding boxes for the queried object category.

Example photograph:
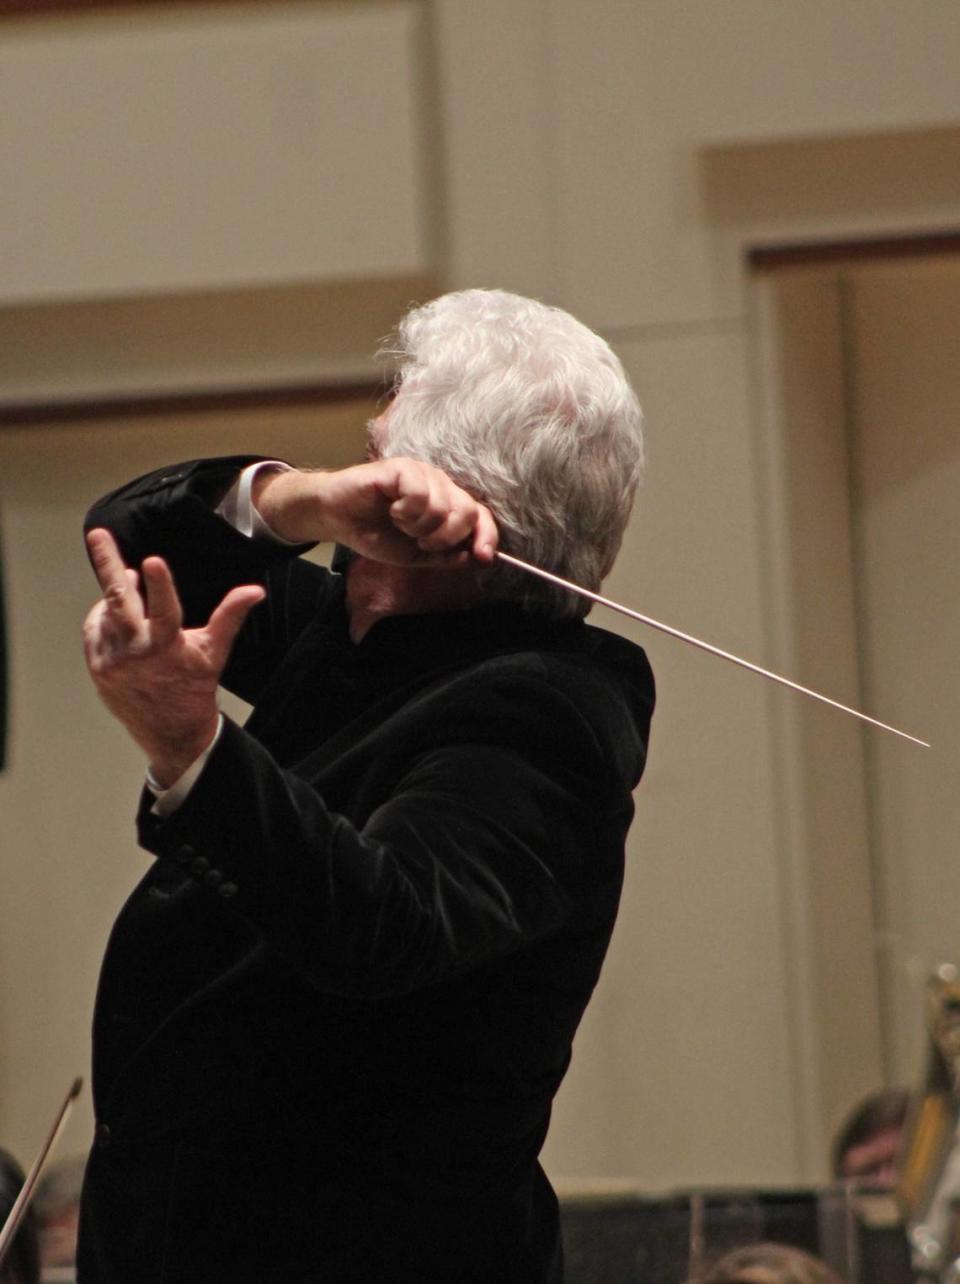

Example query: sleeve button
[175,844,195,864]
[217,882,239,900]
[204,868,223,888]
[190,856,210,877]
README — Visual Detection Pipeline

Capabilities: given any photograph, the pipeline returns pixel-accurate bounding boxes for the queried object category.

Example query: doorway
[754,252,960,1112]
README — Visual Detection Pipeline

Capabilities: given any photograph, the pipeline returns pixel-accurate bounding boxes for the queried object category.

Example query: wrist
[143,715,221,790]
[251,468,287,533]
[253,469,327,544]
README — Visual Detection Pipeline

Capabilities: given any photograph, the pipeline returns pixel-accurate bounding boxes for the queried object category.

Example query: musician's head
[831,1085,908,1185]
[0,1149,39,1284]
[692,1241,845,1284]
[379,288,644,619]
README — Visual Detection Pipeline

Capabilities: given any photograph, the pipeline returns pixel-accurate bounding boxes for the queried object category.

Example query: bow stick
[0,1077,83,1273]
[495,551,929,749]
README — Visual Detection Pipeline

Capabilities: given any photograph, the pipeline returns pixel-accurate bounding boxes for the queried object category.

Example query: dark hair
[830,1087,909,1179]
[0,1149,40,1284]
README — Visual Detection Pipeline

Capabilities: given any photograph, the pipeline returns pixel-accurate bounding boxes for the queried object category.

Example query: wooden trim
[749,230,960,273]
[0,0,170,11]
[0,1,291,13]
[0,378,385,427]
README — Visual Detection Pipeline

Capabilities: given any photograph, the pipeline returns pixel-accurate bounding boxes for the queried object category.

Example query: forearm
[135,711,593,998]
[252,467,333,545]
[253,458,498,564]
[252,465,395,547]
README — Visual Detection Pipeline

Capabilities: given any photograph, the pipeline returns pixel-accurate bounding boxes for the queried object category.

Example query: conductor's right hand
[253,458,499,569]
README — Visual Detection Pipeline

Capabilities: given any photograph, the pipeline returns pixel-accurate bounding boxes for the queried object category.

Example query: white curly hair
[379,289,644,620]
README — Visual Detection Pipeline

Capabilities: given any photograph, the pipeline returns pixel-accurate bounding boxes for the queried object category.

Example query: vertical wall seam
[836,272,898,1088]
[538,0,562,305]
[744,274,824,1182]
[415,0,449,285]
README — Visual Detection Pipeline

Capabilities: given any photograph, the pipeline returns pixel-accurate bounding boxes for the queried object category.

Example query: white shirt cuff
[216,460,298,544]
[146,716,224,817]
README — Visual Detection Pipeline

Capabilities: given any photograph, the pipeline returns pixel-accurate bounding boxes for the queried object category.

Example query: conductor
[79,289,654,1283]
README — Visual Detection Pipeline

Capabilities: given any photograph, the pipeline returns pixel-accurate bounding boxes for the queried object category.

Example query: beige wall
[750,255,960,1167]
[0,2,431,302]
[2,0,960,1189]
[752,270,885,1160]
[844,261,960,1083]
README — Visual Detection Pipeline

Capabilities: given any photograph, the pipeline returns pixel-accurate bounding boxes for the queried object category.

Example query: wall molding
[0,378,384,427]
[750,229,960,273]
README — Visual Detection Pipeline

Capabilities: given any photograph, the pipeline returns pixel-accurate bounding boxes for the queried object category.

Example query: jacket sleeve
[84,457,339,705]
[134,670,631,998]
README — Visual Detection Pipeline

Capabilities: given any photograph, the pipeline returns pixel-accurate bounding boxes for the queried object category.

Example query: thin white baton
[494,551,930,749]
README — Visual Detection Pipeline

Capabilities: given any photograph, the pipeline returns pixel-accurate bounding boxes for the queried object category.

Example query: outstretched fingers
[205,585,266,666]
[141,556,184,645]
[87,528,144,635]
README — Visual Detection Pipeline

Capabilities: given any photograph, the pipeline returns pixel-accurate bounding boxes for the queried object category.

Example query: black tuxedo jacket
[77,459,654,1284]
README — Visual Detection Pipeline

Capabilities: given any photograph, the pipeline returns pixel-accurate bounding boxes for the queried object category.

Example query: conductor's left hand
[83,528,265,788]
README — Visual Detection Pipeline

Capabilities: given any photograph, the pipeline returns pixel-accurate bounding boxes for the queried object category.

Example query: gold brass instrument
[898,965,960,1279]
